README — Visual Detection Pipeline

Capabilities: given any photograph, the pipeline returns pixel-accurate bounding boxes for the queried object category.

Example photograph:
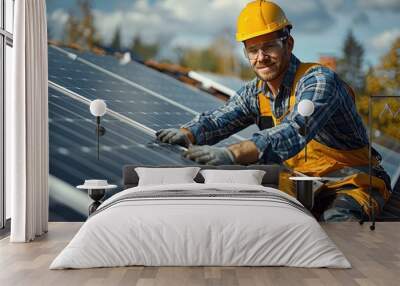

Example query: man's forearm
[179,128,196,145]
[228,140,259,165]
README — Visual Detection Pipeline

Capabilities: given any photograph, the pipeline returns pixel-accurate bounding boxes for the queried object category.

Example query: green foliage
[110,27,122,51]
[357,37,400,140]
[175,46,219,73]
[239,63,255,80]
[366,37,400,97]
[174,33,253,80]
[63,0,101,49]
[337,30,365,92]
[64,11,80,44]
[130,35,160,61]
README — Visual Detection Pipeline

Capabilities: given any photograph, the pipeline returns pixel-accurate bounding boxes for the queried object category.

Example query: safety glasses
[244,36,287,60]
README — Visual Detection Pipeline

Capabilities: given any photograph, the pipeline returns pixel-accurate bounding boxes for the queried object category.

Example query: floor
[0,219,11,239]
[0,222,399,286]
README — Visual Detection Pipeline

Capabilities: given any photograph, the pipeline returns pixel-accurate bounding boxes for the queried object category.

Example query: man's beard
[253,60,283,82]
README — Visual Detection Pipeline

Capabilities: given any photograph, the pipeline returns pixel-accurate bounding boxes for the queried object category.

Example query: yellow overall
[257,63,390,216]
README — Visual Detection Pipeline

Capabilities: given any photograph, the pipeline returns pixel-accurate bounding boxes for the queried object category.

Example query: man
[156,0,391,221]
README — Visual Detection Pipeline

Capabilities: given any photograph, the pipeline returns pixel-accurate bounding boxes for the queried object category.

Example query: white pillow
[200,169,266,185]
[135,167,201,186]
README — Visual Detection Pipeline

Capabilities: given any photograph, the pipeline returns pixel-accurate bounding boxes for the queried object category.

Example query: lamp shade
[298,99,314,117]
[90,99,107,117]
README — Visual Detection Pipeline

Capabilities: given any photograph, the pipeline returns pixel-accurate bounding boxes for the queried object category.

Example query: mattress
[50,183,351,269]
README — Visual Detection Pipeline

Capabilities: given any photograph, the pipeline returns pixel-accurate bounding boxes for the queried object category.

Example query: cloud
[320,0,400,13]
[370,28,400,50]
[352,12,370,26]
[52,0,400,54]
[48,8,69,40]
[90,0,337,49]
[92,0,245,45]
[320,0,346,11]
[357,0,400,11]
[273,0,335,33]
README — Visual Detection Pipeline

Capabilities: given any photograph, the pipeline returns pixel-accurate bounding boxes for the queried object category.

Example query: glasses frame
[244,36,288,60]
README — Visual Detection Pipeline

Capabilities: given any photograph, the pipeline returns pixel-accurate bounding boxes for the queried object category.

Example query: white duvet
[50,183,351,269]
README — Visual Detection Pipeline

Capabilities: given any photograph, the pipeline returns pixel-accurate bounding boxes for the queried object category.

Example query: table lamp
[298,99,315,161]
[90,99,107,160]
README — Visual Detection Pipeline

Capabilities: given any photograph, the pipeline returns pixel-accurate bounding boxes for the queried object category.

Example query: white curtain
[7,0,49,242]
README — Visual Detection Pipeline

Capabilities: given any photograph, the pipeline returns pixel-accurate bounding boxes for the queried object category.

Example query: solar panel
[49,86,194,220]
[375,141,400,218]
[374,144,400,188]
[65,48,225,111]
[51,46,258,143]
[48,47,200,131]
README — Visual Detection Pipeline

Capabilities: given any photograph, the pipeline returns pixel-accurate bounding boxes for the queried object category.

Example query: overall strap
[257,80,275,129]
[257,62,321,128]
[288,62,320,113]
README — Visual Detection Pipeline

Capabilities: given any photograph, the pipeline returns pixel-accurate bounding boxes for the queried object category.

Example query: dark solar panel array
[65,48,225,111]
[53,46,256,143]
[49,47,196,131]
[49,86,194,220]
[49,47,256,144]
[374,144,400,188]
[374,137,400,219]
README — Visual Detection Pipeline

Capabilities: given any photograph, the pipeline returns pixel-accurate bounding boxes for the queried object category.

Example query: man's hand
[156,128,191,147]
[183,145,235,165]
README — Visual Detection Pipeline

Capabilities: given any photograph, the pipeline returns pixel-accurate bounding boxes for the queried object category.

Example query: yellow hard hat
[236,0,292,42]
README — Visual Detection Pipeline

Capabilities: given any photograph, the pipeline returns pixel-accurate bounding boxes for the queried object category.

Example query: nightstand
[289,176,321,210]
[77,180,117,215]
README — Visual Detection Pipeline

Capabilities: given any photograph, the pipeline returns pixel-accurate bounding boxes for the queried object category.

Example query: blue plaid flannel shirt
[182,54,369,163]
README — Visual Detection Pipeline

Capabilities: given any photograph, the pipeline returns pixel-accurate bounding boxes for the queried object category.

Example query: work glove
[183,145,236,165]
[156,128,191,147]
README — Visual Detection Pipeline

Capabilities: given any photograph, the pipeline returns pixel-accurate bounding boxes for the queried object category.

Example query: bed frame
[122,164,282,189]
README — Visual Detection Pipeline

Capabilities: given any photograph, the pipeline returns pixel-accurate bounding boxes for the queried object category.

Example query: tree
[210,30,241,76]
[337,30,365,92]
[63,0,101,49]
[110,27,122,51]
[64,11,81,45]
[130,35,160,61]
[366,37,400,97]
[79,0,101,49]
[357,37,400,141]
[239,62,254,80]
[174,32,248,77]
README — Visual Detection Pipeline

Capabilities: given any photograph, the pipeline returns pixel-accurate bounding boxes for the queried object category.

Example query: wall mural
[46,1,400,222]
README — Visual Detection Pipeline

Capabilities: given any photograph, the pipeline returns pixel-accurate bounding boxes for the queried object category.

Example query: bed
[50,165,351,269]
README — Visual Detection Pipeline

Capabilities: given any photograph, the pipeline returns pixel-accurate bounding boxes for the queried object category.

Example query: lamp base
[88,188,106,215]
[96,125,106,136]
[296,180,314,210]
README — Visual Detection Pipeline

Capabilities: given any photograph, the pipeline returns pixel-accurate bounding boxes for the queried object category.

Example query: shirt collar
[281,54,301,91]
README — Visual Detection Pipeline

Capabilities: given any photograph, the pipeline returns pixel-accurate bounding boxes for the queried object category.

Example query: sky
[46,0,400,67]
